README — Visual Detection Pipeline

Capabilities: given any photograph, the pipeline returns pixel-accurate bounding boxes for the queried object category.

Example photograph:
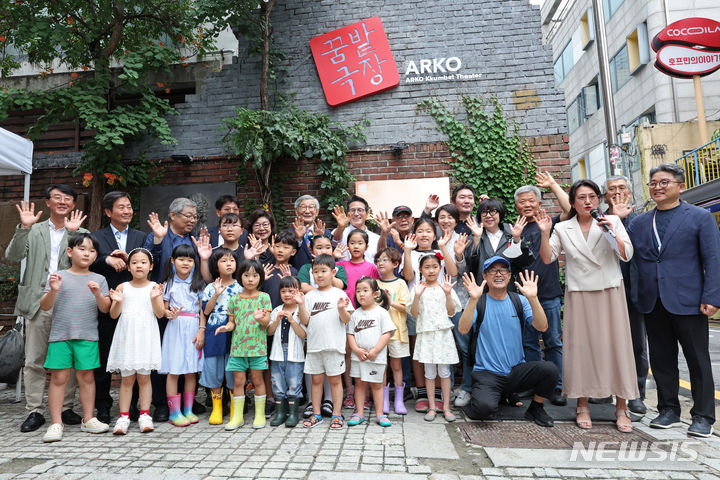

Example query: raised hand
[166,305,183,320]
[15,201,43,228]
[425,194,440,213]
[212,278,226,297]
[534,170,557,189]
[440,274,456,294]
[293,216,307,241]
[337,296,350,310]
[64,210,87,231]
[510,215,527,241]
[292,288,305,305]
[214,323,233,335]
[414,280,427,297]
[332,205,350,229]
[87,281,102,295]
[150,283,164,299]
[608,195,635,219]
[109,289,124,303]
[253,308,266,321]
[462,272,486,299]
[478,194,490,202]
[313,218,326,235]
[374,211,393,235]
[48,273,62,291]
[403,233,417,251]
[263,263,275,279]
[277,264,292,278]
[147,212,169,240]
[192,234,212,261]
[332,242,348,260]
[244,236,263,259]
[454,233,468,258]
[515,270,539,298]
[535,209,552,233]
[437,229,452,248]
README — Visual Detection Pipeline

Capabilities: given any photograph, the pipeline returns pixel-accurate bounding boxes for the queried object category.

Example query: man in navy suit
[627,163,720,437]
[91,191,147,424]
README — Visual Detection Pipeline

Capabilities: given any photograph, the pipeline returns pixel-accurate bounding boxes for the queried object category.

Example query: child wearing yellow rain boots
[199,248,243,424]
[215,259,273,430]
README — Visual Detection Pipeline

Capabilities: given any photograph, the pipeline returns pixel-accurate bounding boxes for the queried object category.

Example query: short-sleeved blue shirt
[201,280,243,357]
[473,294,534,376]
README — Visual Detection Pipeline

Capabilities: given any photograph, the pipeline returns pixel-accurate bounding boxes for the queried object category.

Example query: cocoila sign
[652,17,720,78]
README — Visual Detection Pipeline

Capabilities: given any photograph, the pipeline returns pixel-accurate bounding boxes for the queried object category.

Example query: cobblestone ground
[1,385,720,479]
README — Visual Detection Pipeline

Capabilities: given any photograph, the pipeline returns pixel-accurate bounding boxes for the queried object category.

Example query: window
[610,44,631,92]
[580,8,595,49]
[627,23,650,74]
[602,0,624,21]
[583,81,600,117]
[567,95,583,133]
[554,41,575,84]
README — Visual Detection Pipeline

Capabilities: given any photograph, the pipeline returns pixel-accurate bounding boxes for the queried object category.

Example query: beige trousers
[24,307,77,414]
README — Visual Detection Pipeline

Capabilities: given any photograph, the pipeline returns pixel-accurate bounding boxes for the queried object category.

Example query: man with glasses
[290,195,332,268]
[627,163,720,437]
[602,176,648,415]
[332,194,379,262]
[6,184,87,432]
[458,257,558,427]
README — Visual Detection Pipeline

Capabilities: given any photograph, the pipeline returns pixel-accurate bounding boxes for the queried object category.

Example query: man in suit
[627,163,720,437]
[603,176,648,415]
[90,191,147,423]
[5,184,87,432]
[290,194,332,269]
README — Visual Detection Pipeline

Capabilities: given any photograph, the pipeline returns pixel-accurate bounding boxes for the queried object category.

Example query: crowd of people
[6,162,720,443]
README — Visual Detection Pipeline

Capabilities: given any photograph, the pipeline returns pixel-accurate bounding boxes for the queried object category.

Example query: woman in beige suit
[537,179,639,433]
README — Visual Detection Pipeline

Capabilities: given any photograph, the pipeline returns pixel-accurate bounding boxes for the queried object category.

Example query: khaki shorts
[387,339,410,358]
[350,359,386,383]
[304,350,345,377]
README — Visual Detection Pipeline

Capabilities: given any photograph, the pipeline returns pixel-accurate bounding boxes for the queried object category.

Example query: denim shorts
[200,354,235,389]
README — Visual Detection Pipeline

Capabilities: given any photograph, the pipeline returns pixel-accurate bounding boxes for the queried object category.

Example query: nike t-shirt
[347,305,396,365]
[304,287,355,353]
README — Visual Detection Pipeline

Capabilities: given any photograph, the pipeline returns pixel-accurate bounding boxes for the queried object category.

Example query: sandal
[377,415,392,427]
[443,410,456,422]
[343,393,355,409]
[303,414,323,428]
[424,409,437,422]
[347,413,366,426]
[321,400,334,417]
[576,406,592,429]
[616,409,633,433]
[303,402,314,419]
[330,415,344,429]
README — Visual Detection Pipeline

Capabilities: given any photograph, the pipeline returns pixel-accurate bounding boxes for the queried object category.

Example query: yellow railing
[676,138,720,189]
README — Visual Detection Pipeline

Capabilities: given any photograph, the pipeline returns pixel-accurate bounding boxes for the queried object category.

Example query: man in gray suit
[6,184,87,432]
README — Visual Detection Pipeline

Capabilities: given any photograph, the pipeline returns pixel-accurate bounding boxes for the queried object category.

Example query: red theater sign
[310,17,400,107]
[652,17,720,78]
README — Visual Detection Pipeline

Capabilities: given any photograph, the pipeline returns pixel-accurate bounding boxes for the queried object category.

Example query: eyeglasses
[647,179,681,189]
[253,222,271,229]
[481,209,499,217]
[178,212,197,221]
[298,204,317,211]
[486,268,510,275]
[348,208,366,214]
[221,223,241,229]
[576,194,598,202]
[49,194,74,202]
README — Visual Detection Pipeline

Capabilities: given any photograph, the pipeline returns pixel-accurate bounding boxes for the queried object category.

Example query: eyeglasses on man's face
[647,179,681,189]
[486,268,510,276]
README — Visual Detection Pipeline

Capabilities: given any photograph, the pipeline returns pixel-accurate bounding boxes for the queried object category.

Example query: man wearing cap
[458,256,559,427]
[378,205,414,254]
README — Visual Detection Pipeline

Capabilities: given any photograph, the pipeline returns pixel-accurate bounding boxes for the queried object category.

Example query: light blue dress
[159,275,203,375]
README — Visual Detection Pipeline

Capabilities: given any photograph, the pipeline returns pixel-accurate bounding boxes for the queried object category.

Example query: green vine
[418,95,536,213]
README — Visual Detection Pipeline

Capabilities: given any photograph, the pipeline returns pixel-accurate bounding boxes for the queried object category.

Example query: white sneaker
[42,423,64,443]
[138,413,154,433]
[81,417,109,434]
[454,390,471,407]
[113,416,130,435]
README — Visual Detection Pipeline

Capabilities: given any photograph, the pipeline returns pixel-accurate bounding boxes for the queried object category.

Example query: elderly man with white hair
[290,194,332,269]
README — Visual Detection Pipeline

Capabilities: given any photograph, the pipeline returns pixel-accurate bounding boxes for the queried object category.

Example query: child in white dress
[408,253,461,423]
[107,248,164,434]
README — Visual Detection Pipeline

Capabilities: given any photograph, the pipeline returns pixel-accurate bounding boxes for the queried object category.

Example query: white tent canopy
[0,127,33,178]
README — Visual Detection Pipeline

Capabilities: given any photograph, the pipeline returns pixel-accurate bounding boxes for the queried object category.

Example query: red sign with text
[652,17,720,78]
[310,17,400,107]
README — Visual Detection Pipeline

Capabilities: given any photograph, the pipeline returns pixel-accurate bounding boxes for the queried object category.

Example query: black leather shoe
[650,409,682,429]
[588,396,613,404]
[525,403,554,427]
[153,404,169,423]
[129,403,140,422]
[628,398,647,415]
[550,388,567,406]
[96,406,111,424]
[20,412,46,432]
[688,415,713,438]
[61,409,82,425]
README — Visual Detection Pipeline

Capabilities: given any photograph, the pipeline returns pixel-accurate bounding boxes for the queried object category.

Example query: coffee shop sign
[404,56,482,83]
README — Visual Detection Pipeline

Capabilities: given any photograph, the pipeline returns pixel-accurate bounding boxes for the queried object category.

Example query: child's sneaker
[113,416,130,435]
[364,396,371,410]
[343,393,355,409]
[138,413,154,433]
[42,423,63,443]
[81,417,109,434]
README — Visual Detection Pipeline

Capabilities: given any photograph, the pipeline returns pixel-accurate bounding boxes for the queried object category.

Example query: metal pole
[592,0,620,175]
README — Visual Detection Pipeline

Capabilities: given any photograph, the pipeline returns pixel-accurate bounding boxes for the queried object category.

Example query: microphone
[589,209,616,238]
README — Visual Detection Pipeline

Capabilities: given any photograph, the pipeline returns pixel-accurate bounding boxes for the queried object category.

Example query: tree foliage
[418,95,536,213]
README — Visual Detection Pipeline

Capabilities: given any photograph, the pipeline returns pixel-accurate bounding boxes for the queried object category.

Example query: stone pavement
[1,385,720,480]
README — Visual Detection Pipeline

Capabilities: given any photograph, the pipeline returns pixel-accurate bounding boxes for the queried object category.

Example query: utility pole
[592,0,622,176]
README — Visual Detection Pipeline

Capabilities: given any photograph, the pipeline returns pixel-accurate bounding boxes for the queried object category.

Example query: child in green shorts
[40,233,111,442]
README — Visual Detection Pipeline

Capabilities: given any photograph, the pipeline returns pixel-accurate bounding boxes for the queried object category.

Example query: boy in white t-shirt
[299,254,354,429]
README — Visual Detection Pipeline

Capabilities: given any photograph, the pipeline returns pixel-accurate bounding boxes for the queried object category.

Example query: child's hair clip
[435,251,444,261]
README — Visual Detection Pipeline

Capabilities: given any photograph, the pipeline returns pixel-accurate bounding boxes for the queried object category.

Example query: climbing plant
[418,95,536,213]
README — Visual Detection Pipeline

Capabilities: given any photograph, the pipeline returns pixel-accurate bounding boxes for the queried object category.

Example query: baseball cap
[392,205,413,217]
[482,255,511,273]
